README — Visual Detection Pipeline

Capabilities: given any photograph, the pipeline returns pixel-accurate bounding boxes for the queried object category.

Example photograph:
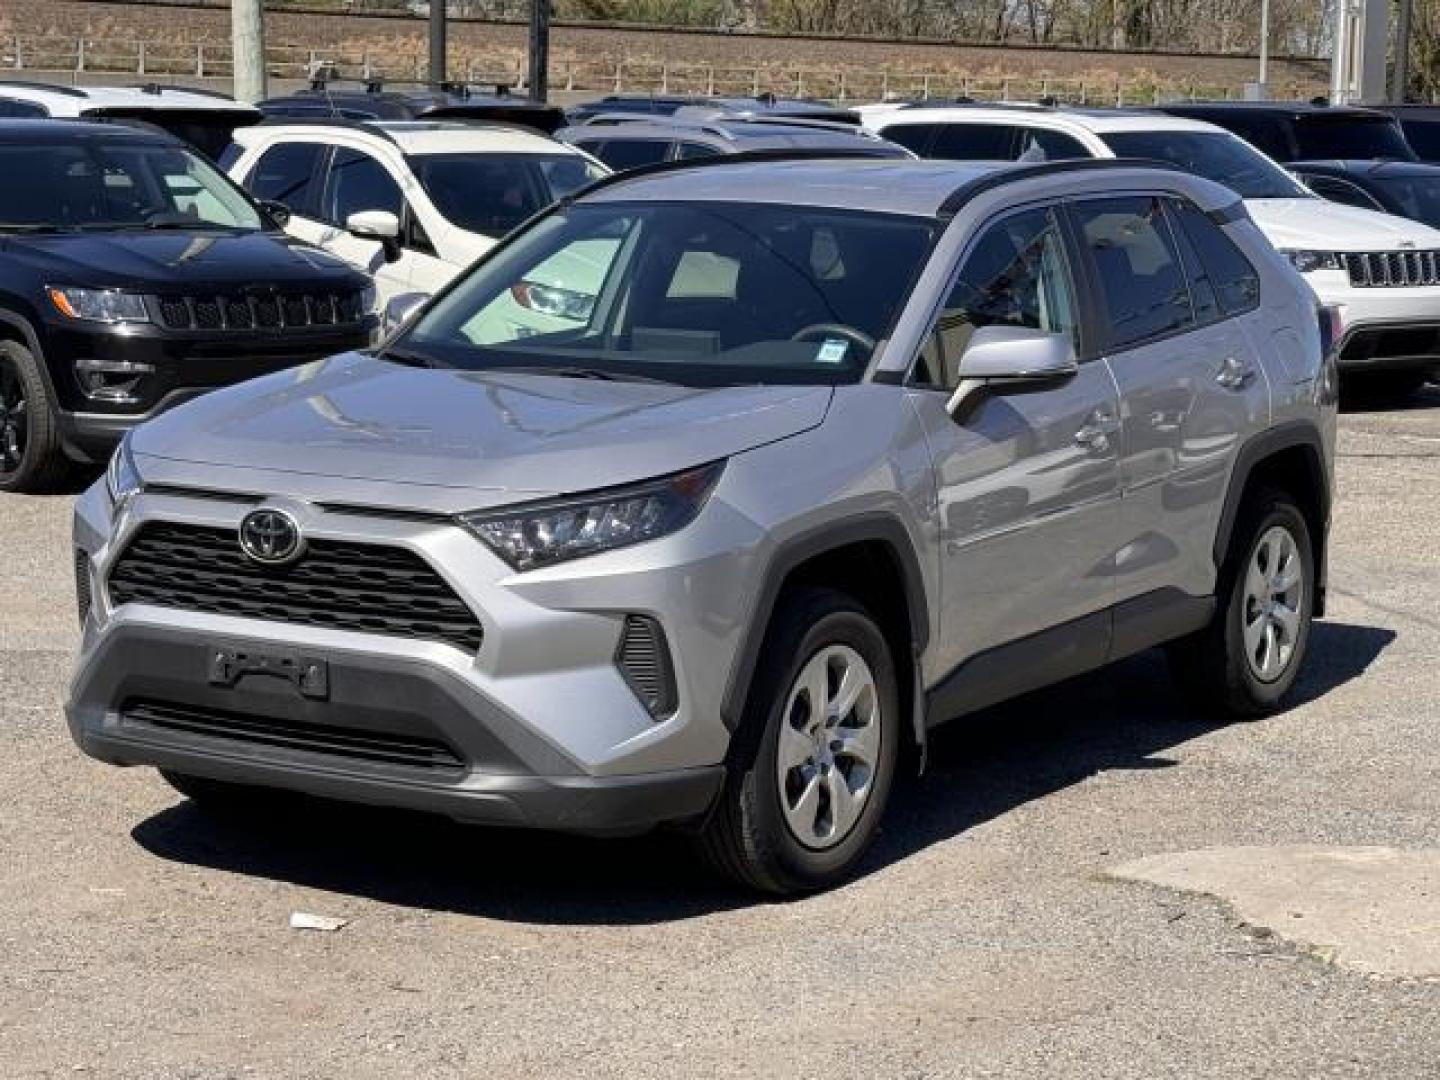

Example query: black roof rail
[570,146,901,201]
[937,157,1194,218]
[254,115,399,144]
[0,79,87,98]
[131,82,238,101]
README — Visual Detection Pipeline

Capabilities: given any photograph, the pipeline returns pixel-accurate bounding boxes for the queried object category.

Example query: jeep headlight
[48,286,150,324]
[1282,250,1341,274]
[459,462,724,571]
[105,433,142,507]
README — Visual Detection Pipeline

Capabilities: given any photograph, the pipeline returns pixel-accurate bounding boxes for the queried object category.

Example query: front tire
[0,340,69,494]
[698,588,900,895]
[1168,488,1315,716]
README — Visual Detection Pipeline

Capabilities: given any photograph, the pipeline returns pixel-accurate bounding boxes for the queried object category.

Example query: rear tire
[1167,488,1314,717]
[0,340,70,494]
[697,588,900,895]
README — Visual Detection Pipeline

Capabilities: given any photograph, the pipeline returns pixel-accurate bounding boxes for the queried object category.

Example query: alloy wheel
[0,359,27,478]
[1242,524,1305,683]
[775,644,882,850]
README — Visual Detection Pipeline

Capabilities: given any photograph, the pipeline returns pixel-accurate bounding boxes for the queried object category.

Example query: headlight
[509,281,595,322]
[48,287,150,324]
[1282,251,1341,274]
[105,433,142,506]
[459,461,725,571]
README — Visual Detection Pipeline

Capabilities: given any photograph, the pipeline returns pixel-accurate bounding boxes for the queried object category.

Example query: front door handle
[1216,356,1256,390]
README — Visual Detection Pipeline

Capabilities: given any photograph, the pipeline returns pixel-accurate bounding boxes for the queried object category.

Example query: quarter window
[1167,198,1261,317]
[878,123,935,155]
[247,141,323,212]
[1075,196,1193,350]
[1300,174,1382,211]
[914,206,1076,388]
[324,147,403,224]
[589,139,672,171]
[1016,128,1088,162]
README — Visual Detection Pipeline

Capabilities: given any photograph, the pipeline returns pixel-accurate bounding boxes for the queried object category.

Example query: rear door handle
[1216,356,1256,390]
[1074,408,1120,452]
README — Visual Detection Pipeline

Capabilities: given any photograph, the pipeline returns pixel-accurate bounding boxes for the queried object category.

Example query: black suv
[1154,101,1417,163]
[0,120,375,492]
[257,79,566,134]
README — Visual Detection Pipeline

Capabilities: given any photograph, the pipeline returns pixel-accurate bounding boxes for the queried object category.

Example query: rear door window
[1074,196,1194,350]
[1293,116,1415,161]
[676,141,722,159]
[589,139,673,171]
[1399,118,1440,160]
[246,141,324,214]
[1300,174,1384,211]
[930,123,1019,161]
[1016,127,1088,162]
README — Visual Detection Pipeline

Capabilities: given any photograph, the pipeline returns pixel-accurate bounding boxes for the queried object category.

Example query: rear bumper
[67,621,724,834]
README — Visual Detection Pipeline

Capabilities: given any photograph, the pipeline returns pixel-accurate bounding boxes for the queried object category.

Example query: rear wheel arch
[0,306,56,400]
[720,515,930,760]
[1214,422,1330,613]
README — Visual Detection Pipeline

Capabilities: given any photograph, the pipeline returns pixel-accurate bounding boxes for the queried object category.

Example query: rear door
[1071,193,1266,618]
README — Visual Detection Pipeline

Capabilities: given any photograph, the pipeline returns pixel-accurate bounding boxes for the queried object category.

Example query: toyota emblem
[238,508,304,566]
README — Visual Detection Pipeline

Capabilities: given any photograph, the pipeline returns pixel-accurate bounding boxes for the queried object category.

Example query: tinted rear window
[1293,116,1416,161]
[1399,118,1440,161]
[1099,131,1306,199]
[930,123,1017,161]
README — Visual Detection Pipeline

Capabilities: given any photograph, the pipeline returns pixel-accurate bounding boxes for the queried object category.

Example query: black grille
[1344,250,1440,288]
[107,522,483,653]
[74,550,92,626]
[154,289,366,331]
[1340,324,1440,365]
[122,699,465,771]
[616,615,676,719]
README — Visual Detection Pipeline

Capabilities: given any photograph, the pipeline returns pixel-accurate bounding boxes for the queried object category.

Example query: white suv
[865,103,1440,396]
[227,119,608,310]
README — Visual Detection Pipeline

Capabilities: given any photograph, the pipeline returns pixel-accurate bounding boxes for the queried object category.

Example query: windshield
[1100,131,1308,199]
[397,202,937,387]
[409,153,607,236]
[0,139,264,231]
[1374,175,1440,229]
[1294,116,1416,161]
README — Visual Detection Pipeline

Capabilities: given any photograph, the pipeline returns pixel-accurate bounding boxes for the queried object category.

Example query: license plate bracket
[207,646,329,700]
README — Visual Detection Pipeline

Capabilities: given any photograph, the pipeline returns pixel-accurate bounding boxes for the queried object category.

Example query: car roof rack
[936,157,1196,217]
[0,79,87,98]
[130,82,238,101]
[254,115,400,144]
[570,146,904,200]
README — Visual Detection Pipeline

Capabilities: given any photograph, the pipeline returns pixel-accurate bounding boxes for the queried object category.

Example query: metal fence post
[660,63,668,93]
[137,40,146,76]
[751,67,759,95]
[77,38,85,72]
[196,43,205,78]
[614,60,622,92]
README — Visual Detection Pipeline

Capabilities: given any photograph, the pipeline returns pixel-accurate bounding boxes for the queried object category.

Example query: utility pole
[1392,0,1414,102]
[1257,0,1270,93]
[231,0,267,102]
[528,0,550,102]
[429,0,447,85]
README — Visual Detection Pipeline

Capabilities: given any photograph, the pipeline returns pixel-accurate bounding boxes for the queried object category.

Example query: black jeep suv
[0,120,376,492]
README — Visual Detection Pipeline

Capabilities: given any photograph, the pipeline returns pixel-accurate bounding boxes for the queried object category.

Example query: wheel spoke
[1260,620,1279,676]
[799,653,829,727]
[829,660,867,722]
[1271,602,1300,642]
[779,720,815,772]
[789,770,822,831]
[833,721,880,770]
[823,767,860,839]
[1245,558,1269,604]
[1275,555,1302,595]
[1243,610,1268,657]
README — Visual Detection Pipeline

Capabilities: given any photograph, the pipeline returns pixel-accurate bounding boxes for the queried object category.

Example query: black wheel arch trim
[1212,418,1331,614]
[0,307,58,404]
[719,513,930,734]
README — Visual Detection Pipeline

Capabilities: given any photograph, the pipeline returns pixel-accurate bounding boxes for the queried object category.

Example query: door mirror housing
[257,198,291,228]
[382,291,431,337]
[946,325,1079,416]
[346,209,402,263]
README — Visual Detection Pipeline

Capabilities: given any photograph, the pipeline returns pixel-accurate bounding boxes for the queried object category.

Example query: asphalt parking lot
[3,390,1439,1078]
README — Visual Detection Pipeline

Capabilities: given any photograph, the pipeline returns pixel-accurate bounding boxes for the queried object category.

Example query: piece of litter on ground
[88,887,125,896]
[290,912,349,932]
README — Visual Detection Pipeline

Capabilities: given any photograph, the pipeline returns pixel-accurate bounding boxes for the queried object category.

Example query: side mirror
[946,325,1078,416]
[258,198,291,228]
[382,291,430,337]
[346,209,402,264]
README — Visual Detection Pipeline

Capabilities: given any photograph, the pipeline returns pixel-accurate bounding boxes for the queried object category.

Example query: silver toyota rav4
[69,157,1337,894]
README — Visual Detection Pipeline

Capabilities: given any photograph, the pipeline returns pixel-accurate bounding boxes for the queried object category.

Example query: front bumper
[43,318,375,462]
[67,475,761,832]
[1302,270,1440,371]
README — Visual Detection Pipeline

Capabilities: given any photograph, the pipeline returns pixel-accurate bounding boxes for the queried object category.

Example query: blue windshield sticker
[816,338,850,365]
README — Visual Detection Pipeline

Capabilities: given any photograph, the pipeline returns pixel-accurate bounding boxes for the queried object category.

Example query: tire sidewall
[0,341,57,493]
[743,600,900,890]
[1223,498,1314,708]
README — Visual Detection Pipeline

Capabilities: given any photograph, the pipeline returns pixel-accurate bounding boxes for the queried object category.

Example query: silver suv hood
[133,353,833,503]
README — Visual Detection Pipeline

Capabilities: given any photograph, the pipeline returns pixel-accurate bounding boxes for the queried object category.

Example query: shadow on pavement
[130,620,1395,925]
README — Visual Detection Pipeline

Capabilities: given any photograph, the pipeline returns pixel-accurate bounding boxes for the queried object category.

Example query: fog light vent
[616,615,677,720]
[74,550,92,626]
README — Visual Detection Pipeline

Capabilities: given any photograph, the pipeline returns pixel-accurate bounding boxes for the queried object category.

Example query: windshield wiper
[379,346,440,369]
[485,364,678,385]
[0,223,78,234]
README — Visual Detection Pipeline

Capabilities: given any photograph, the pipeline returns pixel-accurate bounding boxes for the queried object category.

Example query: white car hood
[1245,198,1440,251]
